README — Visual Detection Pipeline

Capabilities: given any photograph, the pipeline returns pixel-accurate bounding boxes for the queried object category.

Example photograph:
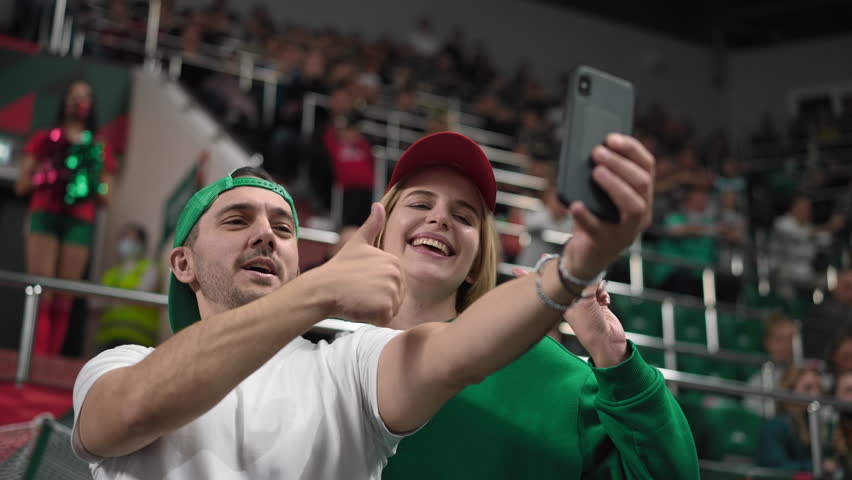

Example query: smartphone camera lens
[578,75,591,96]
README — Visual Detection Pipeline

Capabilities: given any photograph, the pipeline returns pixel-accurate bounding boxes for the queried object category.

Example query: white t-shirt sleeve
[71,344,153,463]
[336,325,412,455]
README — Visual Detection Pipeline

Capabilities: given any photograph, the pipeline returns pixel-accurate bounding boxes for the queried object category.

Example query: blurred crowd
[9,0,852,333]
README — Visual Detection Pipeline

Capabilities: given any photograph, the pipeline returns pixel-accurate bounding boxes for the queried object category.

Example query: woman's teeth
[411,237,450,256]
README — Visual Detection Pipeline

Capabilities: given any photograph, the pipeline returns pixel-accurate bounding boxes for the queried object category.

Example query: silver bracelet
[534,254,572,312]
[559,254,606,288]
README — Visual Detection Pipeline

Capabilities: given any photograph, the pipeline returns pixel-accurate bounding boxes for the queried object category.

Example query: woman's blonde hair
[778,366,821,445]
[376,181,499,313]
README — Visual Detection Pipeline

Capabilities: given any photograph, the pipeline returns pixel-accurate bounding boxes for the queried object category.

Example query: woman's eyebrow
[406,190,481,217]
[454,199,480,217]
[405,190,437,200]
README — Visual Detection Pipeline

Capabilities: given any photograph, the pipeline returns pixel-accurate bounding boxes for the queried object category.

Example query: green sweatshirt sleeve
[580,342,700,479]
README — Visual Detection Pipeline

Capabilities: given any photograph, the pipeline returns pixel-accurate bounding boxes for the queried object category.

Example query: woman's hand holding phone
[560,133,655,283]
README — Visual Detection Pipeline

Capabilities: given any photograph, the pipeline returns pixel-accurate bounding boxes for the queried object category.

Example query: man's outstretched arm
[76,208,404,458]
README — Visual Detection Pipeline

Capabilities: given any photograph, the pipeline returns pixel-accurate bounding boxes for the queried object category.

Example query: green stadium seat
[635,346,665,369]
[677,354,741,381]
[718,313,764,354]
[678,393,761,461]
[743,283,786,312]
[675,307,707,345]
[610,295,663,337]
[702,404,764,460]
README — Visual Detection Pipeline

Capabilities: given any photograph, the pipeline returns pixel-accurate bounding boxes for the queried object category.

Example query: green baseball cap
[168,169,299,333]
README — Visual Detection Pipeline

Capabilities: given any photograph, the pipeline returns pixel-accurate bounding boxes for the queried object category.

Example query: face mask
[69,101,91,121]
[118,238,143,259]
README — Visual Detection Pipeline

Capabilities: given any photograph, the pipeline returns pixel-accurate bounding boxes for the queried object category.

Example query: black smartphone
[557,65,634,223]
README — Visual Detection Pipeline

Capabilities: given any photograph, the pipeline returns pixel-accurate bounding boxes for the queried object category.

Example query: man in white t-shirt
[74,167,415,479]
[770,195,843,298]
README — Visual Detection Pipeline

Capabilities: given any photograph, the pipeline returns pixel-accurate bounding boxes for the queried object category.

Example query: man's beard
[193,248,283,310]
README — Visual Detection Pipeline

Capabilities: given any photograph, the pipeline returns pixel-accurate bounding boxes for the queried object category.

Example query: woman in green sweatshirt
[377,131,699,479]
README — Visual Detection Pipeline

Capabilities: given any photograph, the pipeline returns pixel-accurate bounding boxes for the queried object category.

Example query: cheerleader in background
[15,79,116,355]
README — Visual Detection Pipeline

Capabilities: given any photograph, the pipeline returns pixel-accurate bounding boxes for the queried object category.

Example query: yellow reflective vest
[98,259,159,348]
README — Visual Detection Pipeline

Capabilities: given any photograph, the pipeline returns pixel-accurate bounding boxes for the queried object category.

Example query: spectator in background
[701,129,731,169]
[826,332,852,382]
[389,65,415,95]
[428,54,462,98]
[323,111,375,226]
[302,225,359,273]
[424,112,451,136]
[715,189,748,303]
[756,367,828,473]
[408,16,440,57]
[96,0,144,63]
[516,108,552,149]
[517,178,572,268]
[750,112,782,154]
[827,371,852,477]
[354,68,383,106]
[674,144,715,189]
[769,195,844,300]
[715,157,746,196]
[201,52,259,130]
[472,94,500,127]
[491,103,520,137]
[650,153,680,236]
[330,225,358,257]
[652,147,707,213]
[14,80,116,355]
[650,186,717,298]
[241,5,274,52]
[265,48,329,183]
[199,0,237,45]
[440,27,466,77]
[95,224,160,352]
[840,96,852,134]
[305,87,354,213]
[744,314,797,417]
[155,0,183,37]
[394,87,421,116]
[805,269,852,359]
[327,60,359,90]
[466,42,496,93]
[177,21,209,92]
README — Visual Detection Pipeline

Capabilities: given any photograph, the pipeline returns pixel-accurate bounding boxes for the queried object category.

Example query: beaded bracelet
[535,253,603,312]
[534,255,571,312]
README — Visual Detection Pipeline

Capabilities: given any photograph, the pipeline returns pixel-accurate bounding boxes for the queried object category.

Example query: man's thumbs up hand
[319,203,405,326]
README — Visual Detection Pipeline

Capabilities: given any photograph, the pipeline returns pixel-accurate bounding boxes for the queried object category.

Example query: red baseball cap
[387,131,496,212]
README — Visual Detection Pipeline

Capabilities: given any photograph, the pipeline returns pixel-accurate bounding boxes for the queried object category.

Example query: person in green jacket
[376,131,699,479]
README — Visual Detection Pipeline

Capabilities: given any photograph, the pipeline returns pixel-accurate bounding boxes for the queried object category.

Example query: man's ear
[169,246,196,285]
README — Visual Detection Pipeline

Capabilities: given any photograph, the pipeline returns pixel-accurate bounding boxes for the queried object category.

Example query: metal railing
[0,250,799,388]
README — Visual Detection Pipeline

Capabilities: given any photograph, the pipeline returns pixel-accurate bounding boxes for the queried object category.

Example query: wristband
[534,255,572,312]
